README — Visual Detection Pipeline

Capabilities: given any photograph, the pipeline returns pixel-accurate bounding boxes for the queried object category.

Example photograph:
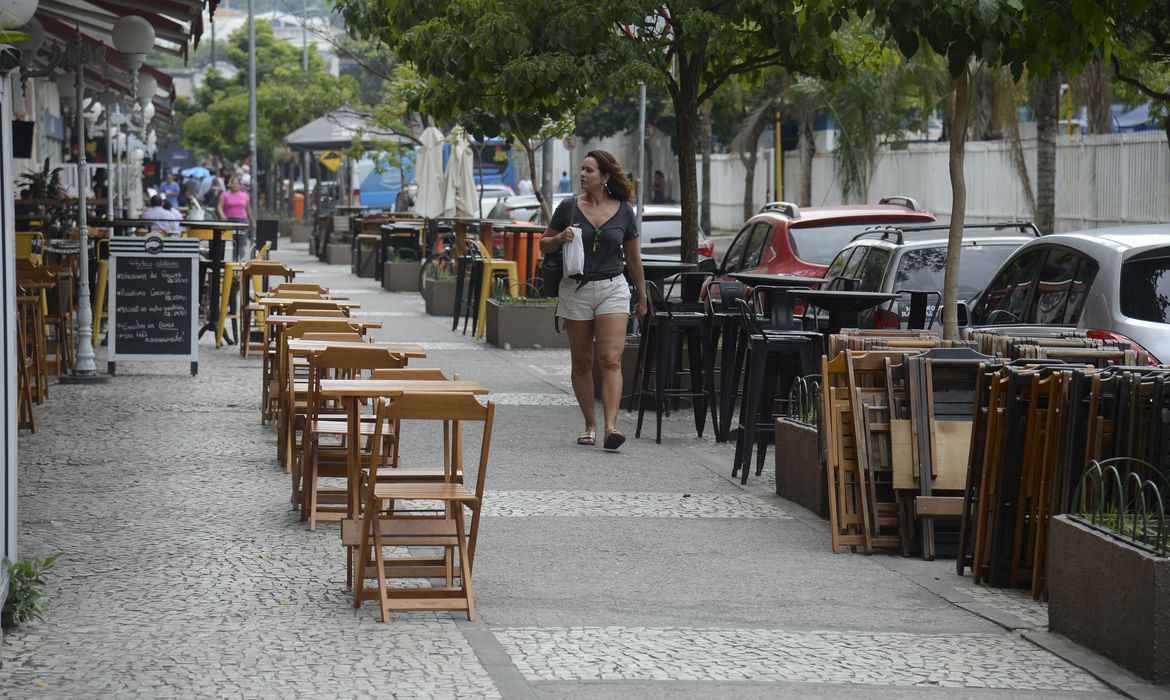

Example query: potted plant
[485,284,566,349]
[382,250,421,293]
[774,375,827,518]
[422,266,457,316]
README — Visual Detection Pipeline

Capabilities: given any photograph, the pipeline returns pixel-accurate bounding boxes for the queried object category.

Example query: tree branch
[1111,56,1170,102]
[698,52,784,104]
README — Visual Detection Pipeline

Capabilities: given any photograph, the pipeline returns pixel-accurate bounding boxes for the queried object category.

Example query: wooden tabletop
[287,339,426,358]
[319,379,488,398]
[255,297,357,306]
[265,314,381,328]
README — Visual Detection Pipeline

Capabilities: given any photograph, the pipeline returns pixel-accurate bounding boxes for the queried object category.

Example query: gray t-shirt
[550,196,639,277]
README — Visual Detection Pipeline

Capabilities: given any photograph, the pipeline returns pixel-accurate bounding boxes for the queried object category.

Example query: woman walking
[217,175,252,260]
[540,150,648,451]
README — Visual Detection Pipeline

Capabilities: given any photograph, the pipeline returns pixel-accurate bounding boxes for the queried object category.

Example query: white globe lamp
[15,17,45,55]
[0,0,38,30]
[112,14,154,102]
[137,71,157,107]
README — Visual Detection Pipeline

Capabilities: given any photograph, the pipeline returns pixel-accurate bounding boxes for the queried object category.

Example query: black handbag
[540,197,576,298]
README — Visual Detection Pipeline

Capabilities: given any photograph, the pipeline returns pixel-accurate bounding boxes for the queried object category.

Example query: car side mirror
[696,258,716,273]
[956,301,970,327]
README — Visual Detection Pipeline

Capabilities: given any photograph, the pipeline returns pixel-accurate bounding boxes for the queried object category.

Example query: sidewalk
[0,240,1155,698]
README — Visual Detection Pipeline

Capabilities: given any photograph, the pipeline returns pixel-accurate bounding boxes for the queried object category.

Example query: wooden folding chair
[353,393,495,622]
[300,347,407,528]
[274,282,328,294]
[286,300,350,316]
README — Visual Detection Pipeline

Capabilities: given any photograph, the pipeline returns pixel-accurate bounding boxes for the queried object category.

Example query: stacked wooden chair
[353,393,495,622]
[957,364,1170,599]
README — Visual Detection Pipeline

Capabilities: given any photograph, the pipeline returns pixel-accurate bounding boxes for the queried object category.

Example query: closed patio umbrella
[414,125,445,219]
[443,126,478,218]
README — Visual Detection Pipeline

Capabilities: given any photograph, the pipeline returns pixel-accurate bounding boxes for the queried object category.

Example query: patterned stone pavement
[0,240,1138,698]
[494,626,1104,691]
[483,490,792,519]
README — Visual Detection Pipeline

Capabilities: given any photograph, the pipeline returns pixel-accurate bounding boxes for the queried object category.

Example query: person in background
[394,184,415,213]
[161,174,180,208]
[558,171,571,193]
[203,180,223,210]
[517,177,534,196]
[142,195,180,235]
[652,170,666,204]
[217,175,252,260]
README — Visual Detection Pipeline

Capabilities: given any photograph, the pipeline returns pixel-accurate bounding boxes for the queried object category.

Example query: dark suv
[819,222,1040,328]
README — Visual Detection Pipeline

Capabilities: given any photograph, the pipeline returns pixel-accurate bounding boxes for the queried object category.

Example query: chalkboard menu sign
[108,236,200,376]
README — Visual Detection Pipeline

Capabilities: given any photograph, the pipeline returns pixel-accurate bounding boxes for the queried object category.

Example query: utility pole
[774,110,783,202]
[247,0,257,259]
[302,0,311,223]
[636,81,645,237]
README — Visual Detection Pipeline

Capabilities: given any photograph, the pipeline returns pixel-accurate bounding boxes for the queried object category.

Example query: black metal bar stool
[634,273,712,444]
[731,288,823,484]
[702,279,747,442]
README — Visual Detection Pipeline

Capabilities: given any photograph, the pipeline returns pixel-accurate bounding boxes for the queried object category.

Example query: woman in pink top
[217,176,251,223]
[216,175,253,259]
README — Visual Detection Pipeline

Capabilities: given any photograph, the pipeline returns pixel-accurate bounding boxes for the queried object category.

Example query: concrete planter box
[486,299,567,349]
[382,262,420,293]
[1049,515,1170,683]
[774,418,827,518]
[290,222,311,244]
[325,242,350,266]
[422,278,457,317]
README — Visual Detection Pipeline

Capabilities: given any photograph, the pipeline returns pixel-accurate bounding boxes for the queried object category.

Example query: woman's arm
[216,196,226,220]
[539,198,575,254]
[623,237,648,318]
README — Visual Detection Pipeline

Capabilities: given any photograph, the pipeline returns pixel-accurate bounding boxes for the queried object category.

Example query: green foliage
[3,552,60,629]
[176,21,358,162]
[17,159,65,199]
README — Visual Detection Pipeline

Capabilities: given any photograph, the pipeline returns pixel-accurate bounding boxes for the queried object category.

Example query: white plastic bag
[563,225,585,277]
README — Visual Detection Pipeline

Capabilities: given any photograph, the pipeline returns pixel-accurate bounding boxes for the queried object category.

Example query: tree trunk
[1034,71,1061,234]
[1080,58,1113,134]
[943,68,971,342]
[522,141,550,224]
[700,103,712,237]
[736,107,770,221]
[799,111,815,207]
[673,60,701,263]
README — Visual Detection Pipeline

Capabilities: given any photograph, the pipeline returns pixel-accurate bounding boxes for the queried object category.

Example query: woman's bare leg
[564,319,596,431]
[594,313,629,435]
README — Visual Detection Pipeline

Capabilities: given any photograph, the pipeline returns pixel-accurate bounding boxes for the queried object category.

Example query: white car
[487,197,714,260]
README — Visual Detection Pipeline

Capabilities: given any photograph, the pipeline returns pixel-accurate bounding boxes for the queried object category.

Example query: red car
[716,197,937,280]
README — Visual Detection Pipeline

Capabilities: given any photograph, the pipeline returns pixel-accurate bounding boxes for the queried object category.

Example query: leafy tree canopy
[177,20,357,163]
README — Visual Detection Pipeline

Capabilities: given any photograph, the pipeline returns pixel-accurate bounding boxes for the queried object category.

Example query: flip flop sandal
[577,430,596,446]
[603,431,626,452]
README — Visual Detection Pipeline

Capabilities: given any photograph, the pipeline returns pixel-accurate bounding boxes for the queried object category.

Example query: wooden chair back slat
[371,369,450,381]
[302,332,365,342]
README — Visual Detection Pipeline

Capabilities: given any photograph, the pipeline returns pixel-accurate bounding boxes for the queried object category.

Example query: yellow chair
[471,240,518,338]
[16,232,44,266]
[92,240,110,344]
[217,262,244,348]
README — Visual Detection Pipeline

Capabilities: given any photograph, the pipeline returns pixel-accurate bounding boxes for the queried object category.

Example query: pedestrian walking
[558,171,571,193]
[539,150,648,452]
[217,175,253,259]
[161,174,180,207]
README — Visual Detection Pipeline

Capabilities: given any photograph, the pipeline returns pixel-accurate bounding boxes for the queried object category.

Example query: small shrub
[2,552,60,629]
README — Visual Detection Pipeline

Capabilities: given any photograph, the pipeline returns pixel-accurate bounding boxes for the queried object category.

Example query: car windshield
[893,244,1019,300]
[1121,253,1170,324]
[789,223,898,265]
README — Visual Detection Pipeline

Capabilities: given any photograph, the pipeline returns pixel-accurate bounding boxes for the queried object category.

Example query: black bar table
[175,220,251,343]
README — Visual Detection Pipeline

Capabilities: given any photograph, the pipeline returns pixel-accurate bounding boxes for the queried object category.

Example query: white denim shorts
[556,276,631,321]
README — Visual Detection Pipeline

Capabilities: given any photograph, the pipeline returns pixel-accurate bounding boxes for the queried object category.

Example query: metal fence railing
[1070,457,1170,557]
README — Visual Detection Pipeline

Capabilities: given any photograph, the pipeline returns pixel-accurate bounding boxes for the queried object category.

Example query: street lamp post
[56,28,107,381]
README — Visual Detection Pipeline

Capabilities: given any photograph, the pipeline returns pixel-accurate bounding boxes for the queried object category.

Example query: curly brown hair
[585,149,633,202]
